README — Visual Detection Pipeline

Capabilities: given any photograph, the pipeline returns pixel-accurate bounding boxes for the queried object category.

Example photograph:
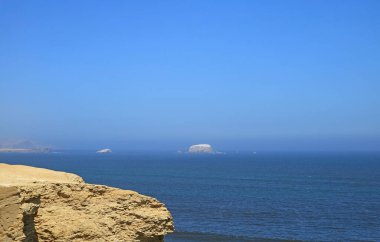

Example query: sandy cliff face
[0,163,174,242]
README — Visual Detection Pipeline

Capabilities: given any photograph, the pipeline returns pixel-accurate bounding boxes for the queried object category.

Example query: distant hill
[0,140,50,153]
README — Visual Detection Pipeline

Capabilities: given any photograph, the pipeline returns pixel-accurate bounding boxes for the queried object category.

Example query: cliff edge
[0,163,174,242]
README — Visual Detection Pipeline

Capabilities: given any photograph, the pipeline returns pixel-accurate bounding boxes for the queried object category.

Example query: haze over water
[1,0,380,151]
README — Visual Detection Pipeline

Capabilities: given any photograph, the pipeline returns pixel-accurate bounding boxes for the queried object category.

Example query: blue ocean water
[0,151,379,241]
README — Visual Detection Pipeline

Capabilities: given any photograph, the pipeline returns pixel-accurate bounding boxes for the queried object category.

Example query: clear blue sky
[1,0,379,151]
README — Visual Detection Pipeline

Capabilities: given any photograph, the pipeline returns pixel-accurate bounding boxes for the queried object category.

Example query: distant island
[0,148,51,153]
[188,144,214,154]
[0,140,50,153]
[96,148,112,153]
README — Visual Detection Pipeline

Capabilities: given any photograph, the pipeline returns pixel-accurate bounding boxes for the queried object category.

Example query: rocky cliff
[0,163,174,242]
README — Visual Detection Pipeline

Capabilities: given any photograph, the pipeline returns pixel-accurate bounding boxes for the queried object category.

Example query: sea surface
[1,151,379,241]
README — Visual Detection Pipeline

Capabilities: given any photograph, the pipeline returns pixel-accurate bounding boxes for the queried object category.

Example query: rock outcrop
[0,163,173,242]
[188,144,214,153]
[96,148,112,153]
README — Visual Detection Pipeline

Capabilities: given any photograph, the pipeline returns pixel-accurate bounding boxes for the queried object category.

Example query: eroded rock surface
[0,163,173,242]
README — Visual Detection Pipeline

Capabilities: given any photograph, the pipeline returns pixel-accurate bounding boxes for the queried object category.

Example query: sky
[1,0,380,151]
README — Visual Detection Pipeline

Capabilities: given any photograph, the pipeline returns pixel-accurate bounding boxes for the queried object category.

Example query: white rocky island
[96,148,112,154]
[188,144,214,154]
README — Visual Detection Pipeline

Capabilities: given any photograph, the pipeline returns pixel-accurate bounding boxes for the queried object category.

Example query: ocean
[1,151,379,241]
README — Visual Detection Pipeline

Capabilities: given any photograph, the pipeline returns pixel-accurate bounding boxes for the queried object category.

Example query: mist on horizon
[1,1,380,151]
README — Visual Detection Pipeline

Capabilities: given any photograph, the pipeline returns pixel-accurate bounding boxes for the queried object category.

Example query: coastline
[0,148,50,153]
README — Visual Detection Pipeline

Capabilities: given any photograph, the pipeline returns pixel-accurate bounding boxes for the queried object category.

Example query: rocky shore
[0,163,174,241]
